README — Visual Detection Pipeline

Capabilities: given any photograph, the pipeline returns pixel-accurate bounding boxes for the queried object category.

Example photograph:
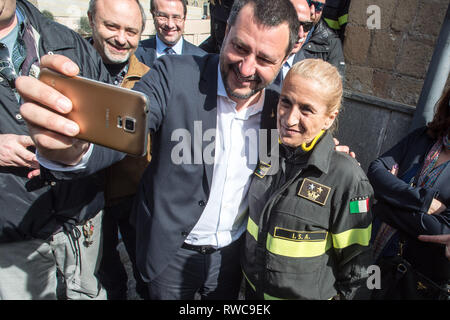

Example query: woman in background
[368,88,450,300]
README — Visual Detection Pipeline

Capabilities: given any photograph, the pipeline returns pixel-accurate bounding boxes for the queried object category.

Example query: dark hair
[427,86,450,139]
[227,0,300,57]
[151,0,187,18]
[88,0,147,32]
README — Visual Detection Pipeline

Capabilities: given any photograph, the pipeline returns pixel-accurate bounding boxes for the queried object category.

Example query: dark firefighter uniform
[322,0,351,42]
[242,131,374,300]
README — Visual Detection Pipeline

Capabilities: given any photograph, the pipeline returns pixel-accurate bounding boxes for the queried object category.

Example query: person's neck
[0,14,18,40]
[436,145,450,168]
[104,60,129,77]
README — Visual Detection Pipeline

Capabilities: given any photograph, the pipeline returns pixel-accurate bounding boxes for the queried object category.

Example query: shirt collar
[217,63,227,98]
[156,34,183,55]
[285,54,295,69]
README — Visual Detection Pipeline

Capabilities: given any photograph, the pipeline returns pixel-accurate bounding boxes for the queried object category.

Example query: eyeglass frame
[306,0,325,12]
[0,43,17,88]
[153,11,185,24]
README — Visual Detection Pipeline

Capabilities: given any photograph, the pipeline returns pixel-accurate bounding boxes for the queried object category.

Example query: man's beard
[104,47,131,64]
[220,63,265,100]
[92,29,131,64]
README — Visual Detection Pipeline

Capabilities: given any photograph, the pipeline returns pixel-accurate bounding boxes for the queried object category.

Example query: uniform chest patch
[297,178,331,206]
[254,161,271,178]
[274,227,327,242]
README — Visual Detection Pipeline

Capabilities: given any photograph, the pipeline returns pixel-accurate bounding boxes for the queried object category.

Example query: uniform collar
[280,130,333,174]
[304,130,333,174]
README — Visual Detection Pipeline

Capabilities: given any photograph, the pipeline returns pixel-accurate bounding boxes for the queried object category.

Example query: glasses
[306,0,325,12]
[154,11,185,24]
[299,20,314,32]
[0,43,17,88]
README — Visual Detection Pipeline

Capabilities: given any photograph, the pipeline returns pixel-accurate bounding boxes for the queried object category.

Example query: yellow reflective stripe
[324,17,340,30]
[247,217,259,241]
[338,14,348,26]
[266,232,332,258]
[242,271,284,300]
[324,14,348,30]
[332,224,372,249]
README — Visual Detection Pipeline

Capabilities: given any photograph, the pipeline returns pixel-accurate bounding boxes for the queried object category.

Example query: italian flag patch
[349,197,369,214]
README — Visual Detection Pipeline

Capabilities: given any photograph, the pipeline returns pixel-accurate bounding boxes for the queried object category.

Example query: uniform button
[50,181,56,186]
[15,114,22,120]
[198,200,206,207]
[181,231,188,237]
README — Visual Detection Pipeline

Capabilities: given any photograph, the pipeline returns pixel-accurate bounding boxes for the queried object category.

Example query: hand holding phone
[38,68,149,156]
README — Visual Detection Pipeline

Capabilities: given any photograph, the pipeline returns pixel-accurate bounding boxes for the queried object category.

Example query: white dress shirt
[185,64,265,248]
[155,34,183,57]
[281,53,295,80]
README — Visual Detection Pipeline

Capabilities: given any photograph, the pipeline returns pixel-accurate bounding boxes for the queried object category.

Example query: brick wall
[343,0,448,107]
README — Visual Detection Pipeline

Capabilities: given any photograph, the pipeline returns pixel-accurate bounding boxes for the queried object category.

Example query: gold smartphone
[39,68,149,156]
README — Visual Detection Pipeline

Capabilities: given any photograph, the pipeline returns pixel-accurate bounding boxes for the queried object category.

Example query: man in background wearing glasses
[274,0,345,87]
[135,0,206,68]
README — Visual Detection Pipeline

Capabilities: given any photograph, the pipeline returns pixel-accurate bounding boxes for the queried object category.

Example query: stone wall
[344,0,448,107]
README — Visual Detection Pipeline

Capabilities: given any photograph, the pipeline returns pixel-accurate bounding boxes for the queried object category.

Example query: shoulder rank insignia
[254,161,271,178]
[297,178,331,206]
[349,196,369,214]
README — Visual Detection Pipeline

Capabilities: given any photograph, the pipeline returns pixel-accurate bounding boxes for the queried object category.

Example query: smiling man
[87,0,150,300]
[88,0,144,66]
[17,0,300,300]
[135,0,206,67]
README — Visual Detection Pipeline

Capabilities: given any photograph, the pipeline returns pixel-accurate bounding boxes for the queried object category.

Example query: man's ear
[87,12,94,29]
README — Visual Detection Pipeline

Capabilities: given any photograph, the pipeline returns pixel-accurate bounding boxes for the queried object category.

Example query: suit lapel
[149,37,158,66]
[198,55,219,189]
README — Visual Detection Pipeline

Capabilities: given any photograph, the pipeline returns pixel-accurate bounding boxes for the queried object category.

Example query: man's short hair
[150,0,187,18]
[88,0,147,33]
[228,0,300,57]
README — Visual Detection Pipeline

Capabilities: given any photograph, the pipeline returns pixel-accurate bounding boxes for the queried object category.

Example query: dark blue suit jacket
[55,54,280,282]
[135,36,207,68]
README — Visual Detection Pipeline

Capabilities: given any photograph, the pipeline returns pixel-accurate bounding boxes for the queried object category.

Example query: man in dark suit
[135,0,206,67]
[18,0,300,300]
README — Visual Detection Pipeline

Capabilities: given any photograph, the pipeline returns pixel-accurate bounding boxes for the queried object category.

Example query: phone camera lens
[124,117,136,133]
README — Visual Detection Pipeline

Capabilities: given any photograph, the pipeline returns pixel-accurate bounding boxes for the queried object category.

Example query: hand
[16,54,90,166]
[418,234,450,260]
[427,198,446,215]
[27,168,41,179]
[389,163,399,176]
[333,138,356,159]
[0,134,39,168]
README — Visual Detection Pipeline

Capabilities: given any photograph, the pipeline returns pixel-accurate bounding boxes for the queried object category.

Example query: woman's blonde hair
[286,59,343,132]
